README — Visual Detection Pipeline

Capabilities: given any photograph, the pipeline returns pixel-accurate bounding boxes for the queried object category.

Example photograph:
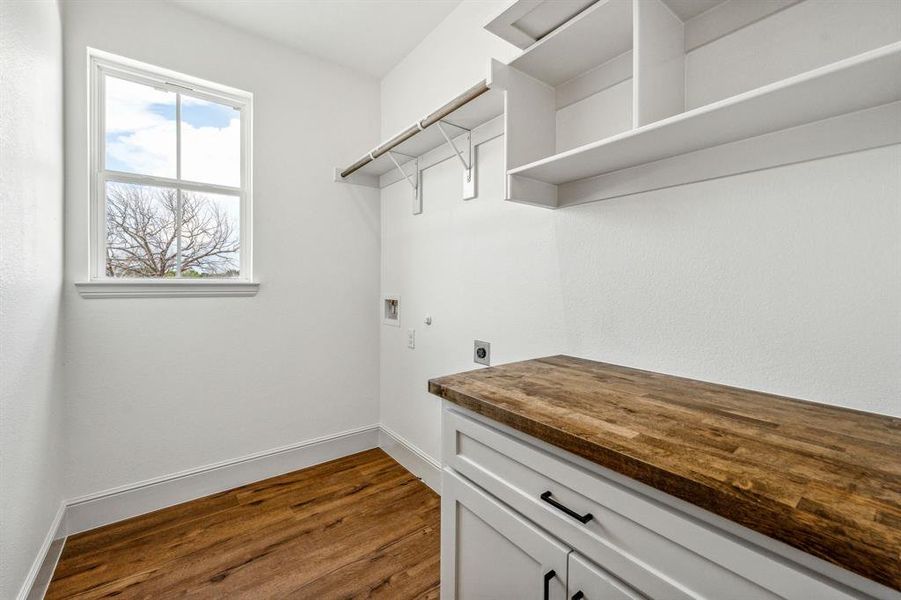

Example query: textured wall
[0,1,66,597]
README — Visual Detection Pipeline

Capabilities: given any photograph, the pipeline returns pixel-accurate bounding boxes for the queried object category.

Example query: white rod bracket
[387,151,422,215]
[436,122,471,171]
[436,121,476,201]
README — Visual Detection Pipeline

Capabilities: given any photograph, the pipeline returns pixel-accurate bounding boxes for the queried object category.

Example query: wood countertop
[428,355,901,590]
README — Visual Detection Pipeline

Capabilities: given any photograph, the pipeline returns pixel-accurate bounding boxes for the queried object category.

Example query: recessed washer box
[382,294,400,326]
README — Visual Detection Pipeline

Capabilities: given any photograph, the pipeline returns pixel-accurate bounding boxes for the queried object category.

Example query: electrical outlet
[407,329,415,349]
[473,340,490,366]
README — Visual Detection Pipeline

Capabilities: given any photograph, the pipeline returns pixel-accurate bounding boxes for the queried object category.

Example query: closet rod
[339,79,490,178]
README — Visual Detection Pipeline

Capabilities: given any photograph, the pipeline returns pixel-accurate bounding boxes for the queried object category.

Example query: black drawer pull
[544,570,556,600]
[540,491,594,524]
[572,592,585,600]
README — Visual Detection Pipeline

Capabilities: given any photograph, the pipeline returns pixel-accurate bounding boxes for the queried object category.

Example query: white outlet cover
[474,340,490,366]
[407,329,415,349]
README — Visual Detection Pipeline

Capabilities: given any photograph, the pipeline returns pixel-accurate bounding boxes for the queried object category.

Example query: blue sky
[181,101,237,129]
[130,97,235,129]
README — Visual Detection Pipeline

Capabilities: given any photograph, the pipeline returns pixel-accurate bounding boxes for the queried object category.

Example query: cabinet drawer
[443,408,860,600]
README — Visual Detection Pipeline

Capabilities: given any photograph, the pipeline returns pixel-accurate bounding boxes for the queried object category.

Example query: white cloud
[107,121,177,178]
[181,118,241,187]
[106,76,174,132]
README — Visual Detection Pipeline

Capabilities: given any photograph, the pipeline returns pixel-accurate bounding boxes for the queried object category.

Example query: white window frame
[77,48,257,298]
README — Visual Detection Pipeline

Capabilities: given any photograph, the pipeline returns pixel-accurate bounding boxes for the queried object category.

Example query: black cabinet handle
[540,491,594,524]
[544,569,556,600]
[572,592,585,600]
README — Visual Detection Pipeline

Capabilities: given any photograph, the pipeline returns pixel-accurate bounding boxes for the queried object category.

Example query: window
[79,50,256,298]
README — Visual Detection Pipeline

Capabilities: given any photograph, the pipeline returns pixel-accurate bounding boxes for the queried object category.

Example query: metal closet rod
[339,79,490,178]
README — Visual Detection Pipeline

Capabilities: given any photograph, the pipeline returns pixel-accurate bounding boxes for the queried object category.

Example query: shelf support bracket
[436,121,476,201]
[387,151,422,215]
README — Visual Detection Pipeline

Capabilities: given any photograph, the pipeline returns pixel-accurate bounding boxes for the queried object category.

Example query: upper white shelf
[508,41,901,185]
[485,0,597,50]
[346,87,504,180]
[508,0,632,87]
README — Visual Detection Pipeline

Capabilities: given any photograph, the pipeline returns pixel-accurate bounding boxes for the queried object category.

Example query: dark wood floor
[46,449,441,599]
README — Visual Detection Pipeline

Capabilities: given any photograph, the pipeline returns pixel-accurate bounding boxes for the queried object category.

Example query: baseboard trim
[65,424,380,536]
[379,425,442,494]
[17,501,66,600]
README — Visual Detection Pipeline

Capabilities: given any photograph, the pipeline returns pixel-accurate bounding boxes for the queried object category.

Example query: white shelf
[485,0,598,50]
[508,42,901,186]
[509,0,633,87]
[351,87,504,179]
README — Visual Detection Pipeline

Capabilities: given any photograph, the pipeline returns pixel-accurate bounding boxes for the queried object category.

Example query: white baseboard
[26,538,64,600]
[17,502,66,600]
[65,424,380,536]
[378,425,442,494]
[18,423,441,599]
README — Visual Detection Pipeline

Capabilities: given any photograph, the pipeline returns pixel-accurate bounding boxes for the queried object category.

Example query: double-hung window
[80,50,255,297]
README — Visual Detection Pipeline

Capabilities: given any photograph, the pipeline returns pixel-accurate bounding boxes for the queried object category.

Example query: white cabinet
[441,405,890,600]
[442,470,568,599]
[490,0,901,208]
[338,1,901,211]
[444,467,671,600]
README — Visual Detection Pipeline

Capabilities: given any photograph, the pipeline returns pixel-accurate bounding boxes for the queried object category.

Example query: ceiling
[169,0,462,78]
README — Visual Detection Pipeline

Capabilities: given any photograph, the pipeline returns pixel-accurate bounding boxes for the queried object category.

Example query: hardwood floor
[46,449,441,599]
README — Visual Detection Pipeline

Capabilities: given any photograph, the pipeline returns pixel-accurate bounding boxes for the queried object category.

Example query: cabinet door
[442,469,570,600]
[568,552,645,600]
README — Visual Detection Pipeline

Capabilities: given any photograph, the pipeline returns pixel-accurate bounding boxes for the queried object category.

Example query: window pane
[179,191,240,278]
[180,96,241,187]
[106,182,178,278]
[105,76,176,178]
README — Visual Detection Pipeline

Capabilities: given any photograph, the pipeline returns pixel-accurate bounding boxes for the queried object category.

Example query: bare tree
[106,183,239,277]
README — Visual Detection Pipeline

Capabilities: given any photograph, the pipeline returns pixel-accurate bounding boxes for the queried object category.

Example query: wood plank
[428,355,901,589]
[46,449,440,599]
[286,525,440,599]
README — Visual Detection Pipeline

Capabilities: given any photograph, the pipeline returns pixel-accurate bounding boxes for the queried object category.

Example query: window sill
[75,280,260,299]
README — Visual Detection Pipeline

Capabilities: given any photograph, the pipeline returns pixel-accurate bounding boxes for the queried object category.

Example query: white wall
[380,0,519,137]
[379,1,901,463]
[0,1,66,597]
[62,0,382,498]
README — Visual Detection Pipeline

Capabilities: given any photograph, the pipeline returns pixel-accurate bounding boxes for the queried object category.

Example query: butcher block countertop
[428,355,901,589]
